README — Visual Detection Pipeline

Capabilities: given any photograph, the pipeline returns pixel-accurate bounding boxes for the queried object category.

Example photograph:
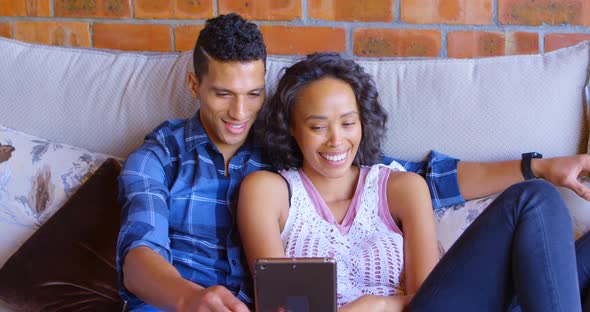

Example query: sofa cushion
[0,37,194,158]
[0,125,114,266]
[265,42,590,162]
[368,42,589,162]
[1,37,588,161]
[0,158,124,312]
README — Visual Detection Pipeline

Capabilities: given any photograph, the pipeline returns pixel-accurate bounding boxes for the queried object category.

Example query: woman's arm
[388,171,439,294]
[237,170,291,273]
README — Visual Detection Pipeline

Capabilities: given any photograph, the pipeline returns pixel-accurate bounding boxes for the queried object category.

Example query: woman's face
[289,77,362,180]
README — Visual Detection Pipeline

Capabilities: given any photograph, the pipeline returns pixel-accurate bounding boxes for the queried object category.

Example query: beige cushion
[0,38,194,158]
[1,37,588,160]
[365,42,589,161]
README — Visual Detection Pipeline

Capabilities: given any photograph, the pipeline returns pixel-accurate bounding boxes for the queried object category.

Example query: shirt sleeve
[116,131,175,303]
[382,150,464,210]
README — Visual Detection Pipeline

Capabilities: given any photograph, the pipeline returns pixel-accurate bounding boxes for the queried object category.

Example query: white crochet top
[280,163,406,306]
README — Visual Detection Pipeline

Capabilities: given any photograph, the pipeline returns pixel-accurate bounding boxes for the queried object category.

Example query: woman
[237,52,590,311]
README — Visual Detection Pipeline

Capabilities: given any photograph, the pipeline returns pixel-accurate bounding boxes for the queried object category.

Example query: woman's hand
[337,294,412,312]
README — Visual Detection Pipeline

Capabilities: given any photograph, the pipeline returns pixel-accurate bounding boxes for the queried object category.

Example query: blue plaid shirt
[116,112,463,310]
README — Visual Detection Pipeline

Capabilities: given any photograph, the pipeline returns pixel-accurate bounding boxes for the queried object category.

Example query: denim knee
[502,179,571,222]
[504,179,560,202]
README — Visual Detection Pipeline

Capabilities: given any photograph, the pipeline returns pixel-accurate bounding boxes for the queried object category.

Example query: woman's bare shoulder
[242,170,286,187]
[386,169,426,190]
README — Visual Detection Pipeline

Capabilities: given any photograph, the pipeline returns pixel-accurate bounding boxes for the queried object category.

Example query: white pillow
[0,125,115,266]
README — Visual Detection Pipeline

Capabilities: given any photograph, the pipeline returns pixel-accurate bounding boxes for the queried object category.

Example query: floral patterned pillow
[435,181,590,255]
[0,125,118,266]
[434,194,499,255]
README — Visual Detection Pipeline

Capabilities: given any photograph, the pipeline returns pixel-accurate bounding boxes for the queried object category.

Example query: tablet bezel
[253,257,337,312]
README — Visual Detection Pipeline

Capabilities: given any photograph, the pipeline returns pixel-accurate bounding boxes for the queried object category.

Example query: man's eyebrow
[210,86,265,94]
[211,86,233,93]
[304,111,358,122]
[248,87,265,93]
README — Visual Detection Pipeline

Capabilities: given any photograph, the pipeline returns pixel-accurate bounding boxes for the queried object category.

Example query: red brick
[261,26,346,55]
[545,33,590,51]
[94,23,171,51]
[0,22,11,38]
[309,0,393,22]
[353,29,441,57]
[506,32,539,54]
[0,0,50,16]
[174,25,204,52]
[14,21,91,47]
[55,0,131,18]
[401,0,492,24]
[219,0,301,20]
[135,0,213,19]
[448,31,507,58]
[499,0,590,26]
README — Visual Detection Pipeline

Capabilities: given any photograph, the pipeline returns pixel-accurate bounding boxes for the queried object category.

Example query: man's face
[189,58,266,158]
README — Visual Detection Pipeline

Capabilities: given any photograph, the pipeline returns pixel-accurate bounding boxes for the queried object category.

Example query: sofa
[0,36,589,311]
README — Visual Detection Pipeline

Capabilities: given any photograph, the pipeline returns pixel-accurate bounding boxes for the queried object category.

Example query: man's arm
[457,154,590,201]
[388,152,590,207]
[117,133,249,312]
[123,247,247,312]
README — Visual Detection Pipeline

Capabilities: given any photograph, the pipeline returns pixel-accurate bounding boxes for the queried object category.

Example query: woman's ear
[188,72,200,99]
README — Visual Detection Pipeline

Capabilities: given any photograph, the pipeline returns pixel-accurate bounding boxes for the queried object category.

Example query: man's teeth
[321,152,346,161]
[229,123,244,129]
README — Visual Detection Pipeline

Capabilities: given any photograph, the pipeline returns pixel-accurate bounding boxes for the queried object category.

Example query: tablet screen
[254,258,337,312]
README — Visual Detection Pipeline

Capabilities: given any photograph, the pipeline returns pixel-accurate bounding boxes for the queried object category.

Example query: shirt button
[231,259,237,266]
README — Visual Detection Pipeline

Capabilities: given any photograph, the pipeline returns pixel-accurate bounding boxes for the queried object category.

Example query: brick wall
[1,0,590,57]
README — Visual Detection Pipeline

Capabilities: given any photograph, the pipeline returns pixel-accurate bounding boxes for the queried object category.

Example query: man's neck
[219,146,241,176]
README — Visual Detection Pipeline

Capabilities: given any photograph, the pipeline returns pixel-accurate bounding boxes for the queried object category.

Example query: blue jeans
[406,180,590,312]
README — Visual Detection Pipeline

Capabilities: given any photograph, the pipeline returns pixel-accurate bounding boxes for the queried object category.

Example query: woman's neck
[302,165,361,204]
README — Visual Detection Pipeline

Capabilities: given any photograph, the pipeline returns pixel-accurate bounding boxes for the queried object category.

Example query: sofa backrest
[1,37,589,161]
[0,38,194,158]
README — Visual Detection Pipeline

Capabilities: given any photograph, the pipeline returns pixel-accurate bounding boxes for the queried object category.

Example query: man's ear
[188,72,200,99]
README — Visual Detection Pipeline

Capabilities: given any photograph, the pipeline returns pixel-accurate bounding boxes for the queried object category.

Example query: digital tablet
[253,257,337,312]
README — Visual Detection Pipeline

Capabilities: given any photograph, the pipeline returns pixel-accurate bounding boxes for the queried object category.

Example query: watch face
[523,152,542,159]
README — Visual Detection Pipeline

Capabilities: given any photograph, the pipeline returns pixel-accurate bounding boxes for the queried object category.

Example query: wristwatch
[521,152,543,180]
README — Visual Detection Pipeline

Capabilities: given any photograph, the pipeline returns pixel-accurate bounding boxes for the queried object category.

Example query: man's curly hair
[193,13,266,82]
[260,52,387,171]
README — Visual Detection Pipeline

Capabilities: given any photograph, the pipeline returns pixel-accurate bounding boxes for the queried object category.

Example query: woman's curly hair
[260,52,387,171]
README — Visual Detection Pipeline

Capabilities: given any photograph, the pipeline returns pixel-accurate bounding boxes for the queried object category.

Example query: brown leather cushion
[0,158,124,312]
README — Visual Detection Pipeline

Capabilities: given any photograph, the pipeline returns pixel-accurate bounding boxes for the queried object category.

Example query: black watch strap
[521,152,543,180]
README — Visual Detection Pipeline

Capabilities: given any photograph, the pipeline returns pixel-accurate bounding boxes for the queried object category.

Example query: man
[117,12,590,312]
[117,13,266,312]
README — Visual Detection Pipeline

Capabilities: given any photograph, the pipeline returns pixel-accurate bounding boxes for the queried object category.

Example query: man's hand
[180,285,250,312]
[123,247,250,312]
[535,154,590,201]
